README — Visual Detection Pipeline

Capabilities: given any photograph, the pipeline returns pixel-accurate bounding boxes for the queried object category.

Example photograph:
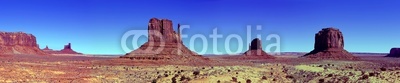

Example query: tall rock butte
[241,38,275,59]
[303,28,357,59]
[0,31,47,55]
[120,18,208,62]
[386,48,400,57]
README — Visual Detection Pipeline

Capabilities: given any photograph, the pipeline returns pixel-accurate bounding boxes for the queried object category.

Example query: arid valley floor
[1,53,400,83]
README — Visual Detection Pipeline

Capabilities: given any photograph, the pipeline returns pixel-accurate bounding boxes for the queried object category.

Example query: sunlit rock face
[0,31,46,55]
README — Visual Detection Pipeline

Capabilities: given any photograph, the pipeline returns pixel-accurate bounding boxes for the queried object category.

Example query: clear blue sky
[0,0,399,54]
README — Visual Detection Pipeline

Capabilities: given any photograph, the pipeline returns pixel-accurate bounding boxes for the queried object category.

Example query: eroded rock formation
[386,48,400,57]
[303,28,357,59]
[59,43,81,54]
[42,45,52,50]
[0,31,47,55]
[42,43,82,54]
[120,18,208,62]
[241,38,275,59]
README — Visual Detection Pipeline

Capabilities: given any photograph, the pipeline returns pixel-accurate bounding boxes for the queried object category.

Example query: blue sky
[0,0,399,54]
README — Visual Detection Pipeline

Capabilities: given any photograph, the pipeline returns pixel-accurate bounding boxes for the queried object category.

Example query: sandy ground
[0,54,400,83]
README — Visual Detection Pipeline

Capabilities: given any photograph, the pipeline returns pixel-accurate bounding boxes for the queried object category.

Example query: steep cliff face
[147,18,179,43]
[0,32,46,55]
[313,28,345,51]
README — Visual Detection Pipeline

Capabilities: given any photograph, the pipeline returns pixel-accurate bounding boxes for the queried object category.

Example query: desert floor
[0,54,400,83]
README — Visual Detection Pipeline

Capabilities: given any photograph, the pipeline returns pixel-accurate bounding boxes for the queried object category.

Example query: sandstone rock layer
[386,48,400,57]
[0,32,46,55]
[303,28,357,59]
[120,18,208,62]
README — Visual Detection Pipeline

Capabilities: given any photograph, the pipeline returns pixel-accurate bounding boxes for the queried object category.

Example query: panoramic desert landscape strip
[1,0,400,83]
[0,18,400,83]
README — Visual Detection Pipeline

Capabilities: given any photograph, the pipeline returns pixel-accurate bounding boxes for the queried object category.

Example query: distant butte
[120,18,209,63]
[303,27,358,60]
[240,38,276,59]
[0,31,47,55]
[386,48,400,57]
[42,43,82,55]
[43,45,52,50]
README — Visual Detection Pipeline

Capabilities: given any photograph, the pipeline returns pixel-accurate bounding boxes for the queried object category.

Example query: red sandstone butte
[241,38,276,59]
[303,28,357,59]
[386,48,400,57]
[0,31,47,55]
[120,18,208,62]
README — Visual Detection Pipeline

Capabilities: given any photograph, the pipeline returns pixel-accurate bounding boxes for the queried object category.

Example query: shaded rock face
[386,48,400,57]
[63,43,72,50]
[303,28,357,59]
[242,38,275,59]
[42,43,82,54]
[314,28,344,51]
[0,32,46,55]
[249,38,262,50]
[121,18,208,62]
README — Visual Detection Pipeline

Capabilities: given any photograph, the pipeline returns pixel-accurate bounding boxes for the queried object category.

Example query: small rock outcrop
[303,28,357,59]
[42,45,52,50]
[241,38,275,59]
[0,31,47,55]
[42,43,82,54]
[386,48,400,57]
[60,43,81,54]
[120,18,208,63]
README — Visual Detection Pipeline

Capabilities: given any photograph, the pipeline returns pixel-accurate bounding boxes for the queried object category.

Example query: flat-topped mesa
[121,18,208,62]
[386,48,400,57]
[0,31,47,55]
[303,27,357,59]
[241,38,275,59]
[314,28,344,51]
